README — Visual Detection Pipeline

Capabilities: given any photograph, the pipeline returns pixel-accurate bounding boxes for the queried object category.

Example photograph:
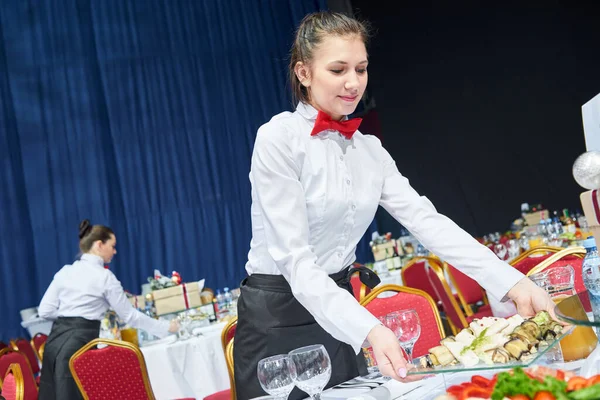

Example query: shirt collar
[80,253,105,268]
[295,102,349,122]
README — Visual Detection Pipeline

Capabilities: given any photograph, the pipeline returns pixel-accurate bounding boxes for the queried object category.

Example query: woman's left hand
[506,277,559,320]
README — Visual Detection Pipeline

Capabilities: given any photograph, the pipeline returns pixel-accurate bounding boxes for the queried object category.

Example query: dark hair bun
[78,219,92,239]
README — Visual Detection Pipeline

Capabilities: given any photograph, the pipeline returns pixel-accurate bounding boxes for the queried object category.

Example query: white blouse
[246,102,525,353]
[39,253,170,339]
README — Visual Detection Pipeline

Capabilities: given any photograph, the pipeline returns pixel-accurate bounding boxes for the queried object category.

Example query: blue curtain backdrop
[0,0,377,340]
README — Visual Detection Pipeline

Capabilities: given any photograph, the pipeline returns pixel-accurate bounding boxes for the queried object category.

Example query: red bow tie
[310,110,362,140]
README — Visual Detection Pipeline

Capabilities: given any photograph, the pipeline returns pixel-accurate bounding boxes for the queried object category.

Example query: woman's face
[96,234,117,264]
[296,34,368,120]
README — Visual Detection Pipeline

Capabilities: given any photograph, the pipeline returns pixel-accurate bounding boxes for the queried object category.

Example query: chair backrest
[70,339,155,400]
[360,284,445,358]
[0,350,37,400]
[2,363,25,400]
[424,262,469,334]
[527,247,587,293]
[445,264,487,316]
[9,340,39,375]
[401,257,444,305]
[31,333,48,362]
[509,245,564,275]
[0,341,7,351]
[0,348,38,400]
[221,317,237,400]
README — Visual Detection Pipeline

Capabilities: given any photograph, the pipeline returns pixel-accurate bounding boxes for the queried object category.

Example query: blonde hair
[289,11,371,105]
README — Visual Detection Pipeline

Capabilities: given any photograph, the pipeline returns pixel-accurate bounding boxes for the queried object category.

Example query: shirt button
[339,155,344,161]
[352,204,356,210]
[338,253,343,258]
[346,179,351,185]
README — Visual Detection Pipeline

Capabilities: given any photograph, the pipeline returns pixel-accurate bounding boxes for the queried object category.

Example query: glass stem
[311,394,321,400]
[405,346,414,364]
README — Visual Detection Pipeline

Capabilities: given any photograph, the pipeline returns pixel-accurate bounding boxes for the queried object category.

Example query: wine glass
[289,344,331,399]
[493,243,508,260]
[257,354,297,399]
[387,309,421,364]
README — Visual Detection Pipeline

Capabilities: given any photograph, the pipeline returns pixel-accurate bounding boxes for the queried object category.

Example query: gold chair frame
[526,246,586,277]
[220,317,237,400]
[4,363,25,400]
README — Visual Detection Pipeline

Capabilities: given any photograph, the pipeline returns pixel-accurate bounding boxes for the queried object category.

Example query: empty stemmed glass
[257,354,297,399]
[493,243,508,260]
[387,309,421,364]
[289,344,331,400]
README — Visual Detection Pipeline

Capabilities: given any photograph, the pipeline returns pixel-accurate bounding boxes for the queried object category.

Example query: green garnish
[460,327,488,355]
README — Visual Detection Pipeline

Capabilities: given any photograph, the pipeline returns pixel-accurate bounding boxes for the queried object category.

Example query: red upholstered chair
[527,247,587,293]
[30,334,47,362]
[509,246,564,275]
[0,349,38,400]
[9,340,40,375]
[425,261,493,335]
[401,257,445,307]
[69,338,195,400]
[360,284,445,358]
[2,363,25,400]
[445,264,491,317]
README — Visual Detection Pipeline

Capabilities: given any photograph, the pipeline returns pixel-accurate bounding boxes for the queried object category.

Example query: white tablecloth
[141,322,230,400]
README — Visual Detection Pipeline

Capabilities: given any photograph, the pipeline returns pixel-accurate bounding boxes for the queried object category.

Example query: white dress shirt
[246,102,526,353]
[39,253,170,339]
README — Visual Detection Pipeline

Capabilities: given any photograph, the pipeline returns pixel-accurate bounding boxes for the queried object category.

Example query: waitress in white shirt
[38,219,179,400]
[234,11,557,400]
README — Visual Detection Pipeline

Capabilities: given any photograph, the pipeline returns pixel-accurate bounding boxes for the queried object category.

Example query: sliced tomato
[459,386,492,400]
[471,375,492,388]
[533,391,556,400]
[586,374,600,387]
[555,370,565,381]
[447,385,465,396]
[509,395,530,400]
[567,376,588,391]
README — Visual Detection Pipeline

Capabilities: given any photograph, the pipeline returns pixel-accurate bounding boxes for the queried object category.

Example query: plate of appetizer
[409,311,573,375]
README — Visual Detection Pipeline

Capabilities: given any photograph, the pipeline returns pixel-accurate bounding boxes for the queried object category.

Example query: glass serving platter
[407,325,576,375]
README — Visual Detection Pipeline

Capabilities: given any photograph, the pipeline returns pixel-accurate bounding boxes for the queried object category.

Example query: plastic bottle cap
[583,238,597,249]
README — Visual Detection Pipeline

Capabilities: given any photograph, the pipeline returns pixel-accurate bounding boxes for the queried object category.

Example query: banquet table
[318,358,589,399]
[141,321,230,400]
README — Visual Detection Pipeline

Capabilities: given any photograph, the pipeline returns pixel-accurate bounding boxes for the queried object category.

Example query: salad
[435,366,600,400]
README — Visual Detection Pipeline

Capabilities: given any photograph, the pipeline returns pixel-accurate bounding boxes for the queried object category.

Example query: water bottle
[215,289,224,316]
[582,237,600,326]
[223,287,233,311]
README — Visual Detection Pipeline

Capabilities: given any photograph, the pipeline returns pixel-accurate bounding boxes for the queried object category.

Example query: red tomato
[567,376,588,391]
[447,385,464,396]
[471,375,492,388]
[533,392,556,400]
[586,375,600,387]
[460,386,492,400]
[509,395,530,400]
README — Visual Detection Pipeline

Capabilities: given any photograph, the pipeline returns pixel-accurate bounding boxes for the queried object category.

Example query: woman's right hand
[366,324,423,383]
[168,319,180,333]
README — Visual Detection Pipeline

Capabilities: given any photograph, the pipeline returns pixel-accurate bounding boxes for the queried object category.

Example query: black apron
[233,265,380,400]
[38,317,101,400]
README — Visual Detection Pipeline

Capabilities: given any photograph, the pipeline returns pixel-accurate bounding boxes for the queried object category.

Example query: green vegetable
[568,384,600,400]
[460,327,488,356]
[491,367,568,400]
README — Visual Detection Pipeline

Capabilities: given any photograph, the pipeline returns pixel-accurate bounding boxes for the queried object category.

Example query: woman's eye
[330,69,343,74]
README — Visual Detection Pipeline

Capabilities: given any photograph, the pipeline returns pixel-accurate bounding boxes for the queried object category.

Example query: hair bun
[78,219,92,240]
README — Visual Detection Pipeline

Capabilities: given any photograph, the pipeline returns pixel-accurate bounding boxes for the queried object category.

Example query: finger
[386,345,409,380]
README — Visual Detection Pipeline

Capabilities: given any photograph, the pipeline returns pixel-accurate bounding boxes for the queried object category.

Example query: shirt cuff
[484,264,526,302]
[352,314,381,354]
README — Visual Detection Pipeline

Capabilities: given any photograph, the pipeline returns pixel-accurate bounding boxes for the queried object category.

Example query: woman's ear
[294,61,311,88]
